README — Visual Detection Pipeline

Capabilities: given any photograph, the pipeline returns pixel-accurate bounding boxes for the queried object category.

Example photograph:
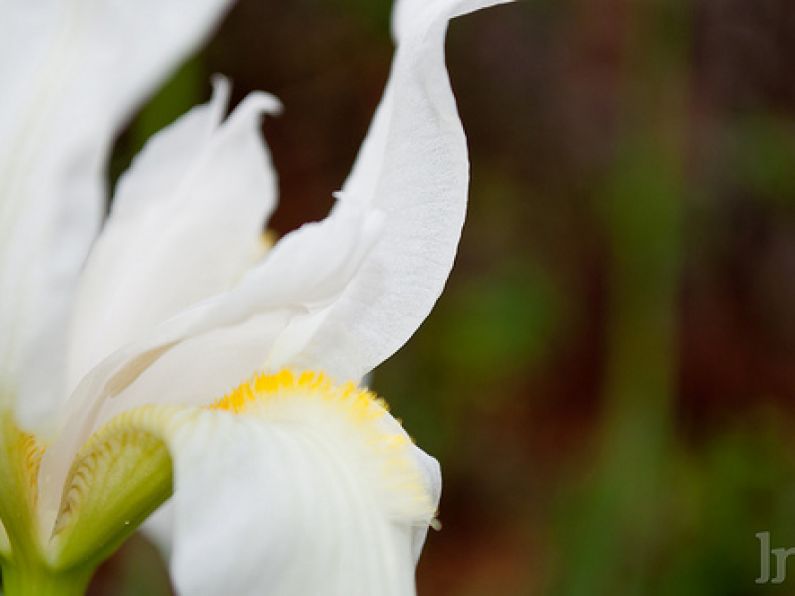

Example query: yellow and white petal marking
[48,370,438,593]
[209,370,435,521]
[168,370,439,595]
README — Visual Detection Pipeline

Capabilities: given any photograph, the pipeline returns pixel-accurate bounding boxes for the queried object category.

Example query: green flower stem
[1,562,93,596]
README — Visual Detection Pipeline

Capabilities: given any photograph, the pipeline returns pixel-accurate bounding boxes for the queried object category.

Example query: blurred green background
[95,0,795,594]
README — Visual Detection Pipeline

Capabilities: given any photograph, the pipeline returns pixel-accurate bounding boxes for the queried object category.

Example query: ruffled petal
[0,0,235,432]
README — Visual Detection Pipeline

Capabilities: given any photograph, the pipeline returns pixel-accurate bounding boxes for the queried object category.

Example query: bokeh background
[90,0,795,594]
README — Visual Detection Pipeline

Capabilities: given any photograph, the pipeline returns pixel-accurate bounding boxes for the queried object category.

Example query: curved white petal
[67,82,282,393]
[282,0,516,380]
[158,373,439,596]
[0,0,236,431]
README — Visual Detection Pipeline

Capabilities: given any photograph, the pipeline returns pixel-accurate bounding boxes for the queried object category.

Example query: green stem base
[2,563,93,596]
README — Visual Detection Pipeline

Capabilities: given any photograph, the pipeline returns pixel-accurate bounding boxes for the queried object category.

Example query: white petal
[274,0,516,380]
[66,83,282,393]
[158,373,439,596]
[94,310,294,428]
[0,0,235,432]
[111,76,233,218]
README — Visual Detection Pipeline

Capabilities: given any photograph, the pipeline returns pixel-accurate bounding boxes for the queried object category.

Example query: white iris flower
[0,0,512,594]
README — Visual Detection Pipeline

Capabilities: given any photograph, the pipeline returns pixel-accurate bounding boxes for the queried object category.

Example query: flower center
[33,369,434,571]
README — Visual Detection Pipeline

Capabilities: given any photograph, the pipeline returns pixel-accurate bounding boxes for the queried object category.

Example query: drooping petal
[0,0,236,432]
[66,81,282,393]
[171,372,439,596]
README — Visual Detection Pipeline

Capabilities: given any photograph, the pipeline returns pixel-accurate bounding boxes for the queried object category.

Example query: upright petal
[82,0,519,401]
[66,82,282,393]
[286,0,516,379]
[39,0,514,514]
[91,0,520,399]
[0,0,235,432]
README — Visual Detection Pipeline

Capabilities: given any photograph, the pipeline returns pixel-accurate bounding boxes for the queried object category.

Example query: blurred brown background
[95,0,795,594]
